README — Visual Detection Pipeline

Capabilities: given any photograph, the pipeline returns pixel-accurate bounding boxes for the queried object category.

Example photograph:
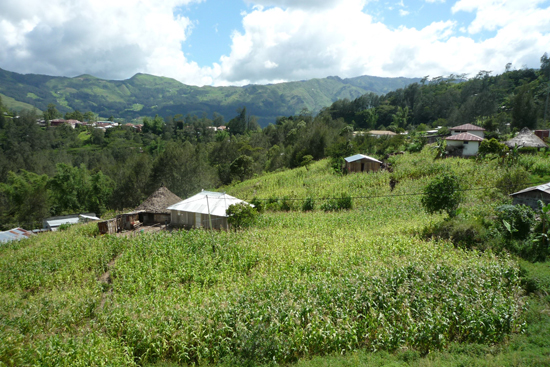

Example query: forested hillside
[0,68,418,126]
[0,54,549,230]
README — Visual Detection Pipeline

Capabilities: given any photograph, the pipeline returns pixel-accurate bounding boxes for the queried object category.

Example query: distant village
[3,120,550,245]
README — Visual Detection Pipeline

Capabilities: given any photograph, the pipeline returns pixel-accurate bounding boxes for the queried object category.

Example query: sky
[0,0,549,87]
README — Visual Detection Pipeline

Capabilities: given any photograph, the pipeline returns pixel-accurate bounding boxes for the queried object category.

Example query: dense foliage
[1,55,549,231]
[2,148,540,365]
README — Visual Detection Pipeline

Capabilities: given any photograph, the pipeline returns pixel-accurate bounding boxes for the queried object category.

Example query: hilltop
[0,67,418,126]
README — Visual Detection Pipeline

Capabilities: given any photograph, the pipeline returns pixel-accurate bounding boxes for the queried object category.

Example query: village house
[445,123,485,156]
[168,190,251,230]
[344,154,382,173]
[510,182,550,210]
[369,130,397,138]
[135,186,182,225]
[450,123,485,138]
[43,213,99,231]
[505,127,548,150]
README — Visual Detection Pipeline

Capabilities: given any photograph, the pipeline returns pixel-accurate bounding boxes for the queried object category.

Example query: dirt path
[96,225,168,311]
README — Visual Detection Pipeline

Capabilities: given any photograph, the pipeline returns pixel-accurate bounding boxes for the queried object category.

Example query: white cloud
[399,9,410,15]
[0,0,549,87]
[452,0,550,34]
[212,0,550,85]
[0,0,217,85]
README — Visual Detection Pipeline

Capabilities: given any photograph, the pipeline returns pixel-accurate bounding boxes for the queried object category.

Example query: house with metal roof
[0,228,34,244]
[43,213,100,231]
[450,123,485,139]
[510,183,550,209]
[344,154,382,173]
[167,190,251,230]
[445,132,484,156]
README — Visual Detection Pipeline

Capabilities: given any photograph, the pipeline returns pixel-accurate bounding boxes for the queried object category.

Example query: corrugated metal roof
[344,154,383,164]
[510,182,550,196]
[167,191,250,217]
[450,123,485,131]
[0,228,34,244]
[445,132,484,142]
[46,217,81,228]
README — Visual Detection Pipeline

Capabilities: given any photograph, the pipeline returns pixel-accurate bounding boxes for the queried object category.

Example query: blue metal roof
[344,154,382,164]
[0,228,34,244]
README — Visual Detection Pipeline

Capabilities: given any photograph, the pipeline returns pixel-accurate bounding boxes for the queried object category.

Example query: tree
[511,84,537,130]
[65,110,84,121]
[44,103,61,121]
[230,155,254,182]
[421,172,463,218]
[83,111,96,122]
[0,170,50,229]
[227,202,258,229]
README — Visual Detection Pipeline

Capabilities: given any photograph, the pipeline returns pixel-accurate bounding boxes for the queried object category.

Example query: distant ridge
[0,67,420,126]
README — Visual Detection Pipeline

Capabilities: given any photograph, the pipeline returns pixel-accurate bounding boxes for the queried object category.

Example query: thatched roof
[136,186,182,214]
[505,127,548,149]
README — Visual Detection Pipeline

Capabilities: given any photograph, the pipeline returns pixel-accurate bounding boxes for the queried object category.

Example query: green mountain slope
[0,67,419,125]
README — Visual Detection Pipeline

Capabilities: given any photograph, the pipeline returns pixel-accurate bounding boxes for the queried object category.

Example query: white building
[167,190,251,230]
[445,132,484,156]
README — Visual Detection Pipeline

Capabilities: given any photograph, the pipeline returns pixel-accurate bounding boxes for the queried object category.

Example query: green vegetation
[2,148,549,366]
[0,68,418,126]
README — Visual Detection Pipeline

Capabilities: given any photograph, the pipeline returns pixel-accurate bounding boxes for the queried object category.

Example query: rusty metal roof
[445,132,484,142]
[510,182,550,196]
[0,228,34,244]
[167,190,250,217]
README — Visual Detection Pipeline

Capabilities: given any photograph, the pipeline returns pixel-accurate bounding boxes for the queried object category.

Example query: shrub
[250,197,265,213]
[495,168,530,195]
[321,193,353,212]
[496,204,535,240]
[421,172,463,217]
[301,197,315,211]
[422,217,490,250]
[227,203,258,229]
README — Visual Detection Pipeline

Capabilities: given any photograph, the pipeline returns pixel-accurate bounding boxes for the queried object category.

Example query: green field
[1,149,549,366]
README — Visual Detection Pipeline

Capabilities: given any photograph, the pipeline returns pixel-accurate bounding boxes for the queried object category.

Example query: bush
[321,193,353,212]
[421,172,463,217]
[495,168,530,195]
[301,197,315,211]
[250,197,265,213]
[227,203,258,229]
[496,204,535,240]
[422,217,490,250]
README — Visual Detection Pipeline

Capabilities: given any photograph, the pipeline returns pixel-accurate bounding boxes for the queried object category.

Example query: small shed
[98,219,117,235]
[135,186,182,225]
[0,228,34,244]
[168,190,251,230]
[116,211,143,231]
[43,213,99,231]
[505,127,548,150]
[344,154,382,173]
[445,132,484,156]
[510,182,550,209]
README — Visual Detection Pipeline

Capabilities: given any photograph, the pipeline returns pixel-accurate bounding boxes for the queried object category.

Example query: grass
[1,149,550,366]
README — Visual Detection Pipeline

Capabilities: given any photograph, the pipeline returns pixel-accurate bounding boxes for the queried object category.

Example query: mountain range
[0,67,419,126]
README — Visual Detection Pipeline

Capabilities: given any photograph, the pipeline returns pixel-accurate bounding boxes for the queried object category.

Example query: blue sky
[0,0,549,86]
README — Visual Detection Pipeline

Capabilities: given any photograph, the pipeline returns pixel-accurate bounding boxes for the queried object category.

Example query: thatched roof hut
[136,186,182,214]
[135,186,182,225]
[505,127,548,149]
